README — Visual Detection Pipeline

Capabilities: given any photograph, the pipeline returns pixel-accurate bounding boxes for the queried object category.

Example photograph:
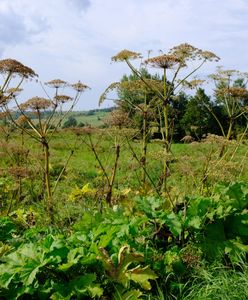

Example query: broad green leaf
[228,240,248,252]
[164,212,182,237]
[0,242,12,258]
[164,248,182,273]
[128,266,158,290]
[0,217,17,242]
[187,216,202,229]
[98,226,120,247]
[225,214,248,237]
[69,274,103,298]
[70,273,96,292]
[114,288,143,300]
[88,285,104,297]
[51,292,72,300]
[0,271,15,289]
[59,247,84,271]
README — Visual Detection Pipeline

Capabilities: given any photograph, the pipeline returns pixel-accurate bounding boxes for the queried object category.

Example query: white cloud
[0,0,247,109]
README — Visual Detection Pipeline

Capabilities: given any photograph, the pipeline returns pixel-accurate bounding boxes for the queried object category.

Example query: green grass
[1,128,247,214]
[25,111,110,128]
[69,111,109,127]
[182,263,248,300]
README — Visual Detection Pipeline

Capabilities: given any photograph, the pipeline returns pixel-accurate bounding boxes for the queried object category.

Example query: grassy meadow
[1,125,247,221]
[1,116,248,299]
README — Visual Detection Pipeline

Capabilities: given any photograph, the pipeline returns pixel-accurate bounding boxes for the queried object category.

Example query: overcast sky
[1,0,248,110]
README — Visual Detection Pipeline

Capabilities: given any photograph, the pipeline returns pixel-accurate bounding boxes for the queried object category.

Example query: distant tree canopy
[114,69,247,141]
[62,116,77,128]
[180,89,221,139]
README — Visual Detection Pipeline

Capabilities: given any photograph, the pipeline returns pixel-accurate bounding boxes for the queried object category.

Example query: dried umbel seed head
[144,54,181,69]
[0,94,10,106]
[217,87,248,98]
[5,87,23,98]
[202,133,227,145]
[16,115,29,126]
[209,67,237,82]
[80,126,98,135]
[104,110,132,128]
[20,97,52,110]
[112,49,142,62]
[99,82,120,105]
[8,166,31,179]
[0,59,37,78]
[180,135,195,143]
[0,111,8,119]
[182,79,205,89]
[169,43,220,63]
[199,50,220,62]
[169,43,199,60]
[71,81,90,92]
[120,79,164,94]
[54,95,73,103]
[45,79,68,89]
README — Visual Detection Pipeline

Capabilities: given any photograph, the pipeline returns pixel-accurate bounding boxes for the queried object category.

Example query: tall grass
[182,262,248,300]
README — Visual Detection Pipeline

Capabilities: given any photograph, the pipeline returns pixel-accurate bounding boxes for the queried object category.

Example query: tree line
[109,67,248,142]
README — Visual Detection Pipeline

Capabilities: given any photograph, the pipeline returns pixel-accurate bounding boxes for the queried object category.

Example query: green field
[63,110,110,127]
[22,110,111,128]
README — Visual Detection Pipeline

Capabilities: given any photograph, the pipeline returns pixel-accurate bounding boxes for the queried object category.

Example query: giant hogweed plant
[101,77,164,191]
[185,68,248,152]
[207,67,248,156]
[78,124,139,207]
[0,59,90,222]
[100,44,220,192]
[0,181,248,299]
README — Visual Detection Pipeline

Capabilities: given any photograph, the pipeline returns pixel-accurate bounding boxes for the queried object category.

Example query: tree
[63,116,78,128]
[180,89,217,139]
[169,92,188,141]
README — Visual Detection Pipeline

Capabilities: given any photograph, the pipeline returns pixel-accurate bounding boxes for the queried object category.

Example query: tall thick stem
[42,138,53,221]
[226,118,233,140]
[162,68,170,192]
[106,144,120,205]
[141,94,148,185]
[219,118,233,158]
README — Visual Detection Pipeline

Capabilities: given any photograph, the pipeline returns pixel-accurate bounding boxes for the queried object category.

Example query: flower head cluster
[71,81,90,92]
[209,67,237,82]
[121,79,164,95]
[45,79,68,89]
[169,43,220,63]
[182,79,205,89]
[0,88,23,106]
[5,87,23,98]
[0,94,10,106]
[20,97,52,111]
[0,111,9,119]
[54,95,73,103]
[16,115,29,126]
[217,87,248,98]
[198,50,220,62]
[104,109,132,128]
[8,166,32,179]
[99,82,120,105]
[0,59,37,78]
[112,49,142,62]
[144,54,181,69]
[169,43,199,61]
